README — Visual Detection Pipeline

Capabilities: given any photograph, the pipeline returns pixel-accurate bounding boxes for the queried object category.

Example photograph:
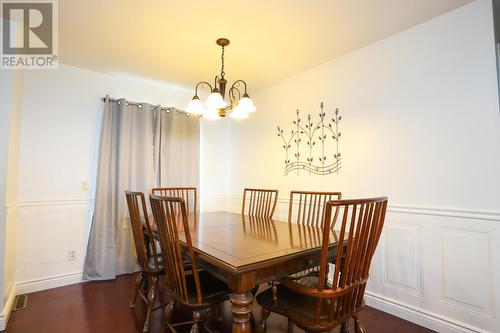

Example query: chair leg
[341,321,350,333]
[161,300,175,333]
[130,272,144,308]
[215,302,223,322]
[269,280,278,304]
[258,308,271,332]
[190,310,202,333]
[354,314,366,333]
[143,276,157,333]
[287,318,293,333]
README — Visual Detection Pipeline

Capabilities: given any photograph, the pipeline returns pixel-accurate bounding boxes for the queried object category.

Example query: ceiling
[59,0,473,91]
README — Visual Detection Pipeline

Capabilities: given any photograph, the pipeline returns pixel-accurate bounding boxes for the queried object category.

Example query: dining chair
[241,188,279,219]
[152,187,197,214]
[149,194,232,333]
[125,191,164,332]
[257,197,388,333]
[288,190,342,227]
[276,191,343,284]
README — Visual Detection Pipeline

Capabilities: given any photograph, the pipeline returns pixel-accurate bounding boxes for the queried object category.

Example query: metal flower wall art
[277,102,342,176]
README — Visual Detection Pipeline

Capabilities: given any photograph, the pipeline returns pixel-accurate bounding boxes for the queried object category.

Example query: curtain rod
[101,95,193,116]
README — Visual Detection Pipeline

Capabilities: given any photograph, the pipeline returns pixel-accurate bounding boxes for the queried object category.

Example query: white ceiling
[59,0,473,91]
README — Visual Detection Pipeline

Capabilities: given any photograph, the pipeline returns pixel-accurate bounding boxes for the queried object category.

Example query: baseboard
[365,292,488,333]
[16,272,83,295]
[0,283,16,330]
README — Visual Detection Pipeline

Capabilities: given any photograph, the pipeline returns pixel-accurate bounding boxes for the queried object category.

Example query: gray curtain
[155,109,200,187]
[83,98,200,280]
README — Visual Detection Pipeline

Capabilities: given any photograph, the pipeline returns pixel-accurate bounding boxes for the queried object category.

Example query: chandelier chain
[221,45,225,78]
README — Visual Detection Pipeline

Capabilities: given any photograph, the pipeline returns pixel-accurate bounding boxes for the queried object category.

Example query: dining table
[150,211,342,333]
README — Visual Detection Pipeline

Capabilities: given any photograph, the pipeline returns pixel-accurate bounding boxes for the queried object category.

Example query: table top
[176,211,341,272]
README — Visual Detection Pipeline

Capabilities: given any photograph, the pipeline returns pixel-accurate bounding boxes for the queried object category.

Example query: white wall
[222,0,500,332]
[200,119,231,211]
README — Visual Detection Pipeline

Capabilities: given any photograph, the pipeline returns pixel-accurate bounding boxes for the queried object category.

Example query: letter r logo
[2,2,53,54]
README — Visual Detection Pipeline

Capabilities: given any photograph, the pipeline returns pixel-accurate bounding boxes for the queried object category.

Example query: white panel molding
[388,205,500,222]
[365,292,490,333]
[15,200,91,296]
[436,227,495,318]
[23,194,495,223]
[16,272,83,295]
[226,194,500,221]
[5,201,18,211]
[17,198,94,208]
[0,283,16,330]
[382,223,423,297]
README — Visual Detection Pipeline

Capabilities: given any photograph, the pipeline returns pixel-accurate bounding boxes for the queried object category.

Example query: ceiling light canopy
[186,38,256,119]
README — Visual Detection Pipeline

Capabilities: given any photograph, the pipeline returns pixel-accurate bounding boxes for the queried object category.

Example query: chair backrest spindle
[241,188,278,219]
[288,191,342,227]
[152,187,197,215]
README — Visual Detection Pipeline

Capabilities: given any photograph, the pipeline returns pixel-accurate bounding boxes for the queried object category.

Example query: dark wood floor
[6,275,435,333]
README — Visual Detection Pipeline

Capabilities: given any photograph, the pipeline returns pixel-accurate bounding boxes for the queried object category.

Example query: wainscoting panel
[225,194,500,333]
[15,199,92,294]
[436,227,494,318]
[382,223,423,296]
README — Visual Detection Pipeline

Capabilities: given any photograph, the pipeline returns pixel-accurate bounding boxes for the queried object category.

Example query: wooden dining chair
[149,194,232,333]
[125,191,164,332]
[288,190,342,227]
[241,188,279,219]
[152,187,198,214]
[257,197,388,333]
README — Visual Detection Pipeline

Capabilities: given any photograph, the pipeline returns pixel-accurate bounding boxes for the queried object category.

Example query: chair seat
[185,270,231,306]
[256,280,348,332]
[288,266,320,279]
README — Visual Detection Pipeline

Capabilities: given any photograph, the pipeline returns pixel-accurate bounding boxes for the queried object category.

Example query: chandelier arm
[230,80,248,94]
[195,81,213,96]
[228,86,241,107]
[213,76,220,90]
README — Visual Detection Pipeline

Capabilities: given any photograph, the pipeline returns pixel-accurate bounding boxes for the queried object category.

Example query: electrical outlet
[68,250,77,261]
[80,180,88,192]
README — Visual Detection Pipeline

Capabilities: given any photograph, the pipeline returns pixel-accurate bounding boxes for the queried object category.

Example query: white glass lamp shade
[204,90,228,110]
[237,95,257,113]
[230,105,250,119]
[186,96,206,115]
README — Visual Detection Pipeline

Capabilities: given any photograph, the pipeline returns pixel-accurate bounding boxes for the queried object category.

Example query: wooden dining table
[150,211,342,333]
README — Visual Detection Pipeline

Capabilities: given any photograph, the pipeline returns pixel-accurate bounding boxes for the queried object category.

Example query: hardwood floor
[6,275,435,333]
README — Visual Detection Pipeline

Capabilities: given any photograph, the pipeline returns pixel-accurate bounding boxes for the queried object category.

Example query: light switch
[80,180,88,192]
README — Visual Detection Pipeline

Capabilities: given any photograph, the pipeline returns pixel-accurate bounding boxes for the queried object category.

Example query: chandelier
[186,38,256,119]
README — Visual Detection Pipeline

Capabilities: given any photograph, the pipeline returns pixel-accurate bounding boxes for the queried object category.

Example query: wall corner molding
[0,283,16,331]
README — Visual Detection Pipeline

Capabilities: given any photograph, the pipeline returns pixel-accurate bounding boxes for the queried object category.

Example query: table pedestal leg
[230,292,253,333]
